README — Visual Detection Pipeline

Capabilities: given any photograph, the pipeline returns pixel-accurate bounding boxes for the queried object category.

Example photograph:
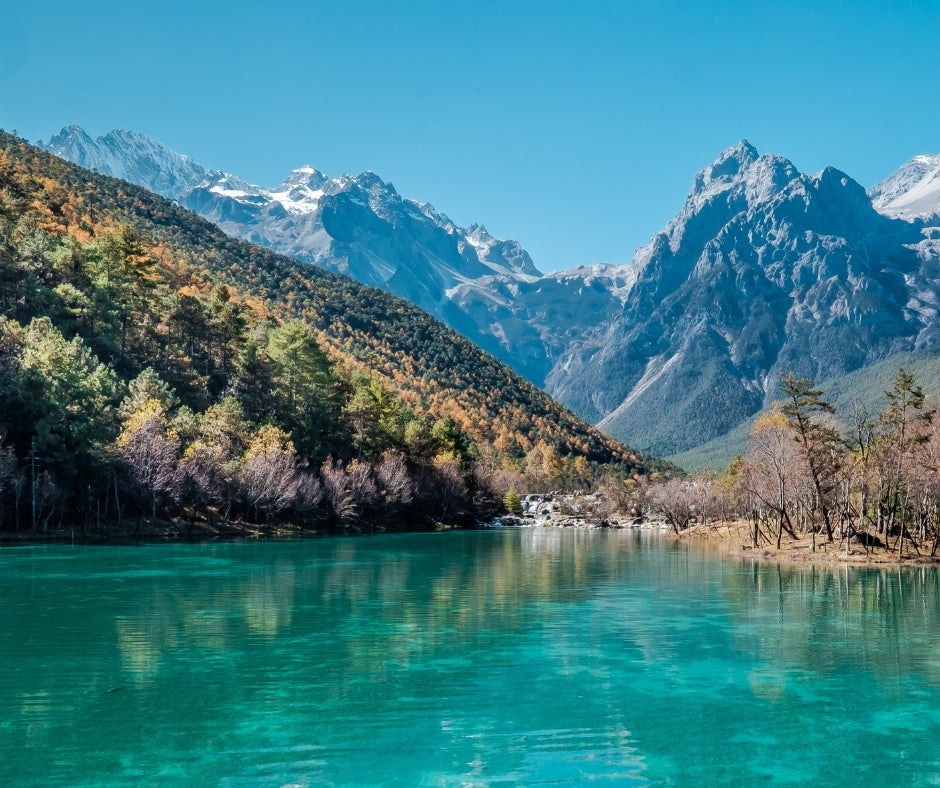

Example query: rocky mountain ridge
[551,141,940,455]
[41,126,940,461]
[42,125,215,199]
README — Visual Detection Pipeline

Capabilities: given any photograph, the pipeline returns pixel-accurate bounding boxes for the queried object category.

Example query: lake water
[1,528,939,786]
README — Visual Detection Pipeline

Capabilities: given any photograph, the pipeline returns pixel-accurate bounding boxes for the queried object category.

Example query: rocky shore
[489,492,671,531]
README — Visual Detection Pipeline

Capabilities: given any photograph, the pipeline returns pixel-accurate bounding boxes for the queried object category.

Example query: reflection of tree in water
[722,559,940,689]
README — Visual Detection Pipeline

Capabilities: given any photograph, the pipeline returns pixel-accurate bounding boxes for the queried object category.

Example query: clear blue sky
[3,0,939,272]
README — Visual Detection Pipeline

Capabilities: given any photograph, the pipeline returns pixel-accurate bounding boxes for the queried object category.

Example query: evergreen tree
[503,487,523,515]
[780,374,844,546]
[268,320,341,460]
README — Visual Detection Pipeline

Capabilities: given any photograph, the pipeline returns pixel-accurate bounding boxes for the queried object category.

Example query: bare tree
[237,445,300,523]
[645,479,696,534]
[35,471,60,533]
[430,456,466,519]
[780,375,845,547]
[743,411,804,548]
[114,409,181,532]
[375,451,414,507]
[178,445,226,534]
[485,467,526,500]
[320,457,378,526]
[292,471,324,526]
[877,369,933,554]
[0,444,18,530]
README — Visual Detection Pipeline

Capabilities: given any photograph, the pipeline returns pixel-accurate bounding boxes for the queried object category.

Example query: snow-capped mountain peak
[279,165,328,190]
[42,126,217,200]
[870,152,940,220]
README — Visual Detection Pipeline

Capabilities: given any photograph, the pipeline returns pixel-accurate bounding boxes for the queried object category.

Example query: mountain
[40,126,556,380]
[870,153,940,220]
[40,126,640,401]
[42,125,216,199]
[5,129,653,483]
[41,126,940,464]
[543,141,940,456]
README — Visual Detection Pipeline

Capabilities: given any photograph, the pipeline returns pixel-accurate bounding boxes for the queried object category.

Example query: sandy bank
[671,520,940,566]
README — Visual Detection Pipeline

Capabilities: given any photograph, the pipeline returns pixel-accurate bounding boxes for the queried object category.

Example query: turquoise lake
[1,528,939,786]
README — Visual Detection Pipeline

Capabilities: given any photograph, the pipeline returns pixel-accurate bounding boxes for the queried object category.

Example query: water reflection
[724,558,940,688]
[0,532,938,786]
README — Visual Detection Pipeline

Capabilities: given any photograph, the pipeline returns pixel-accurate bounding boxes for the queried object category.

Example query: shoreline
[494,495,940,566]
[0,511,481,547]
[0,519,323,546]
[5,512,940,567]
[668,520,940,566]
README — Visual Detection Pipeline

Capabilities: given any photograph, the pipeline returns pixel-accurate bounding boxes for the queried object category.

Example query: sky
[3,0,940,272]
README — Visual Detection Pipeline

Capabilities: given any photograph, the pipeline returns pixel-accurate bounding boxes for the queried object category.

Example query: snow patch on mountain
[870,153,940,220]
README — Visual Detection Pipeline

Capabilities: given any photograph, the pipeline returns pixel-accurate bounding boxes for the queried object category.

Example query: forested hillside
[0,131,665,536]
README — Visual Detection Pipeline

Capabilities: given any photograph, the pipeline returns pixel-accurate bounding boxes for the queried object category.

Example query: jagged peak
[814,165,852,184]
[46,125,189,161]
[354,170,392,191]
[44,123,94,148]
[812,165,869,203]
[57,123,89,138]
[103,127,138,139]
[691,140,760,196]
[711,139,760,173]
[682,140,810,214]
[722,139,759,165]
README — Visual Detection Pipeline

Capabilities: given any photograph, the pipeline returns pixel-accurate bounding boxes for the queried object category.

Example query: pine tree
[780,374,843,547]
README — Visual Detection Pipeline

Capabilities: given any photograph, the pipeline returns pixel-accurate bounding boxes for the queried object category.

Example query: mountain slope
[669,347,940,472]
[41,126,557,380]
[6,129,653,476]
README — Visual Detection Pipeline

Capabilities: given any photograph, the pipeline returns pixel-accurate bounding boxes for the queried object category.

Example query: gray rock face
[41,125,217,199]
[546,142,940,455]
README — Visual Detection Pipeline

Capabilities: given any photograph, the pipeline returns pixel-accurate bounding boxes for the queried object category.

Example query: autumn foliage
[0,131,664,535]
